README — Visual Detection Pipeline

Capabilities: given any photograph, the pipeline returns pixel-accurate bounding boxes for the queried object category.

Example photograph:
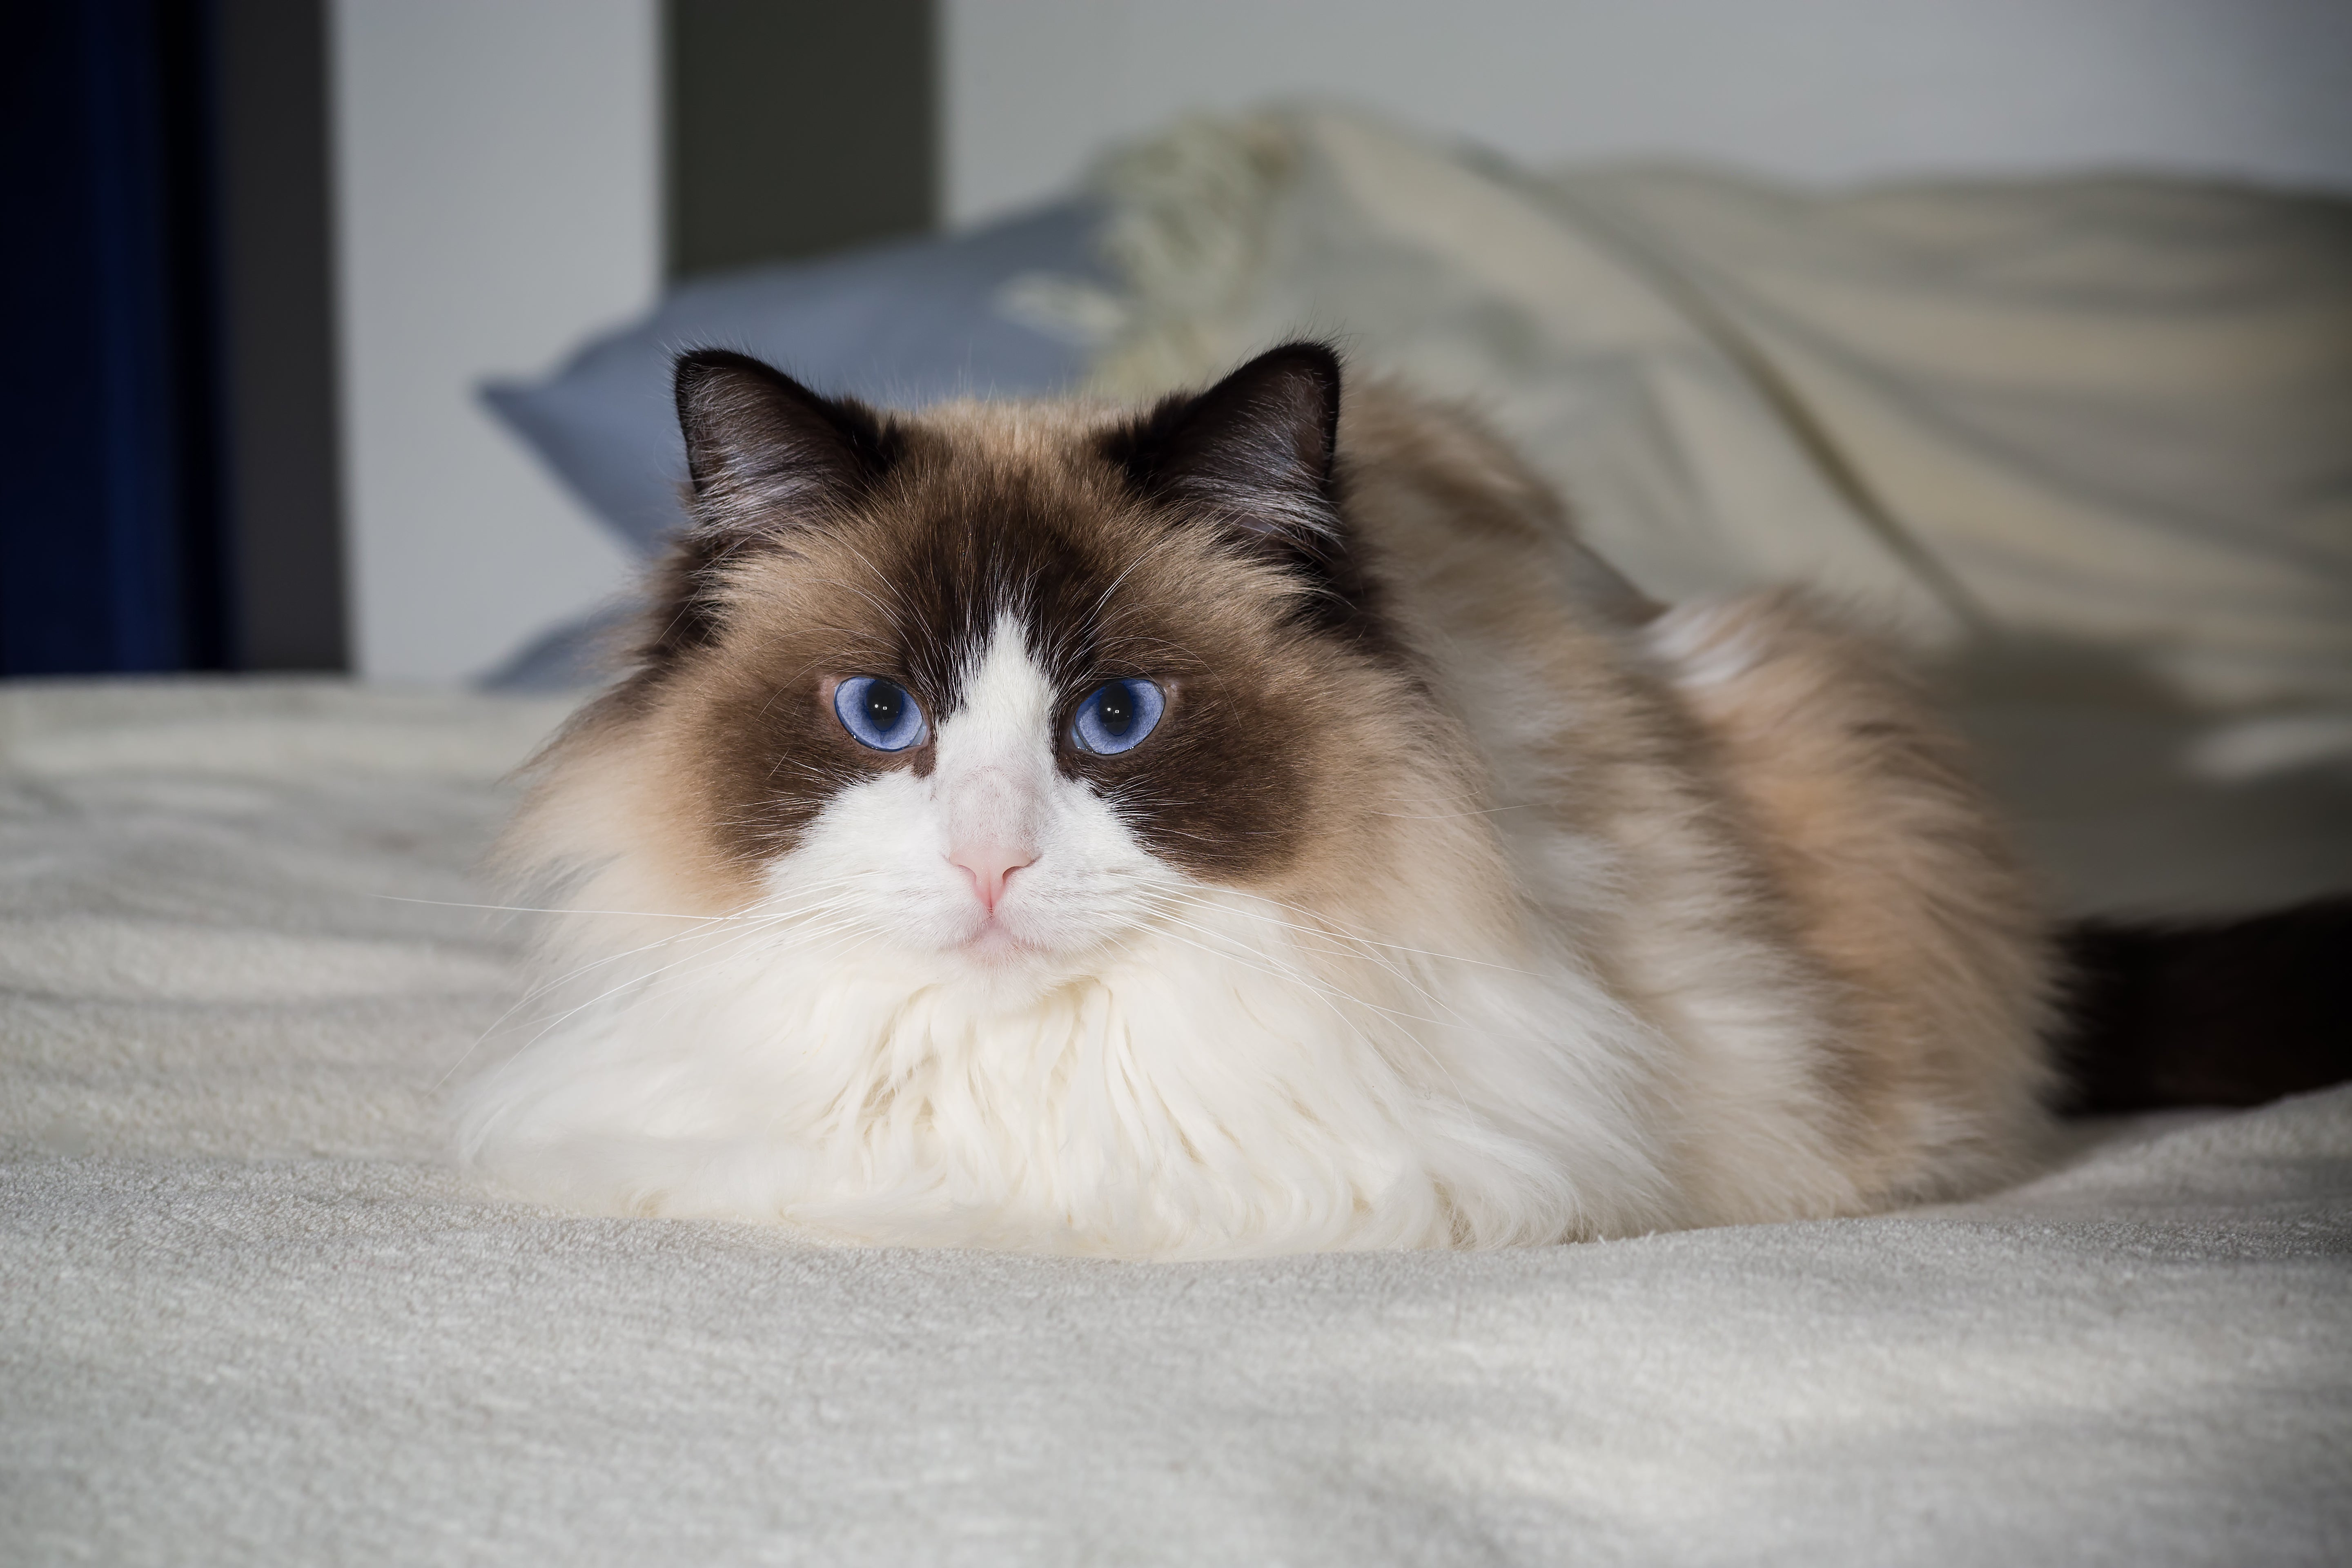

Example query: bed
[7,107,2351,1564]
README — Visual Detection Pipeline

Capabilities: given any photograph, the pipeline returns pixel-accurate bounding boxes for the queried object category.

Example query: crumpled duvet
[1083,108,2352,721]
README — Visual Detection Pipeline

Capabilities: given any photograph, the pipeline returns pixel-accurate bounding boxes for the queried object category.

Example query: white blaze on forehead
[939,615,1056,757]
[934,615,1058,852]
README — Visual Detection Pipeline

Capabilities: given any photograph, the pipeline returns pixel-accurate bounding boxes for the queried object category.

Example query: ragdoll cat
[454,341,2054,1258]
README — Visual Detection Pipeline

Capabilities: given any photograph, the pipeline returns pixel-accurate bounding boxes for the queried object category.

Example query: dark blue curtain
[2,0,230,675]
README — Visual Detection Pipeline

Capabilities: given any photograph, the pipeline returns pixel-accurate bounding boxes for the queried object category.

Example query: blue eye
[833,677,929,752]
[1070,679,1165,755]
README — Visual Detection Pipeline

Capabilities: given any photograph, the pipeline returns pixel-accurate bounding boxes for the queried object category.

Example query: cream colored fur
[454,382,2053,1258]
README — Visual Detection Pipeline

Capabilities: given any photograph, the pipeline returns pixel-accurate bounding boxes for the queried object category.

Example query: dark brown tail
[2054,897,2352,1115]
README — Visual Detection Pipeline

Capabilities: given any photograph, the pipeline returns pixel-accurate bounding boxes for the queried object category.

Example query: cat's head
[529,343,1463,988]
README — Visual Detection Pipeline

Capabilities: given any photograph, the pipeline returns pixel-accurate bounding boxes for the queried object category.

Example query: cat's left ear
[1101,341,1356,597]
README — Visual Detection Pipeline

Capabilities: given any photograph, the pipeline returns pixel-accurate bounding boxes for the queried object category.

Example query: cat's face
[567,345,1428,987]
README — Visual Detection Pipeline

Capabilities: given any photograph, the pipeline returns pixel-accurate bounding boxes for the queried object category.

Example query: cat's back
[1336,381,1644,628]
[1336,380,2056,1214]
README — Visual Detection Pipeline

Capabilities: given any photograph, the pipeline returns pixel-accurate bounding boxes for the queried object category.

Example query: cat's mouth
[953,906,1044,963]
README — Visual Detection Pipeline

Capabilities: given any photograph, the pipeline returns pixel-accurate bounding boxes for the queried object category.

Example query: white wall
[944,0,2352,225]
[331,0,656,683]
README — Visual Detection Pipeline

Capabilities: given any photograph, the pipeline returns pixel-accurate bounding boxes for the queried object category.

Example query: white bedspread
[3,678,2347,1566]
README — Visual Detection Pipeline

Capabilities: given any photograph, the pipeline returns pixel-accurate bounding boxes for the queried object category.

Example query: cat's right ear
[639,352,900,665]
[673,349,901,530]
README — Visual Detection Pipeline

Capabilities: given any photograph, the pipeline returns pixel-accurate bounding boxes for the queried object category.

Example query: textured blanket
[2,678,2347,1565]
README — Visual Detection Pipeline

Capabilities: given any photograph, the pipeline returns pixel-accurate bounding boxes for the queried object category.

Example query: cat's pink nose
[950,843,1034,913]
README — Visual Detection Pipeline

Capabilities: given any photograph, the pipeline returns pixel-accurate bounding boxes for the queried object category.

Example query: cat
[453,340,2055,1259]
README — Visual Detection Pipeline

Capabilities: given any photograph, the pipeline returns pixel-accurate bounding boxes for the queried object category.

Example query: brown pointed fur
[491,363,2056,1240]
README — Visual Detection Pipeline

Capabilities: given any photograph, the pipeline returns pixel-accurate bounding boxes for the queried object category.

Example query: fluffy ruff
[457,886,1680,1258]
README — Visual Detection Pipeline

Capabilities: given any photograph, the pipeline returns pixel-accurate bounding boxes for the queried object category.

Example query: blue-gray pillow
[481,200,1106,559]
